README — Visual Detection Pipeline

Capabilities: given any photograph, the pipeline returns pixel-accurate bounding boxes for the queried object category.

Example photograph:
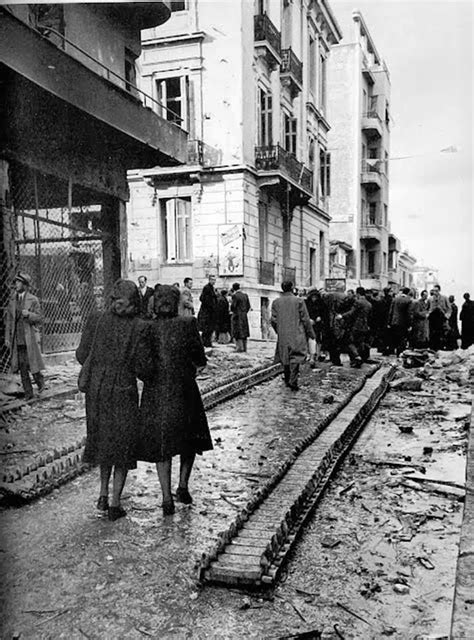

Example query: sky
[330,0,473,301]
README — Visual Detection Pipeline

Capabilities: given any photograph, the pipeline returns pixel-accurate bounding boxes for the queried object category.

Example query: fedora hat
[15,273,31,287]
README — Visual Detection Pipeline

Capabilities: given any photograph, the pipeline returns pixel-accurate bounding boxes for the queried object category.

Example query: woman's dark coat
[76,312,145,468]
[137,316,213,462]
[230,290,251,339]
[460,300,474,349]
[197,283,217,333]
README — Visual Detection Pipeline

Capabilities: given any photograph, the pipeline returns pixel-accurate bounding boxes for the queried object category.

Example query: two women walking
[76,280,213,521]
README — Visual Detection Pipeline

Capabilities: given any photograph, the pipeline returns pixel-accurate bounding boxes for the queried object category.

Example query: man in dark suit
[338,286,372,368]
[137,276,154,318]
[388,287,413,356]
[197,274,218,347]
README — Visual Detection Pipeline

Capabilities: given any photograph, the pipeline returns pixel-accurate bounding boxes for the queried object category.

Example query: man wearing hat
[5,273,45,400]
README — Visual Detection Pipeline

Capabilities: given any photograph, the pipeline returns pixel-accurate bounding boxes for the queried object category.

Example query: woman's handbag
[77,316,102,392]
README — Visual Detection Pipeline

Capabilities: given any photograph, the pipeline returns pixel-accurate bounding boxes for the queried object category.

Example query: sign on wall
[325,278,346,292]
[218,224,244,276]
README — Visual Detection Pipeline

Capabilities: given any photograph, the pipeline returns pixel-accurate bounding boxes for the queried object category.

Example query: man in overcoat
[230,282,251,352]
[271,280,315,391]
[387,287,413,356]
[337,286,372,367]
[137,276,154,319]
[5,273,45,400]
[197,274,218,347]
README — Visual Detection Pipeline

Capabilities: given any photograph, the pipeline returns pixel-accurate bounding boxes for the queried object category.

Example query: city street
[0,350,471,639]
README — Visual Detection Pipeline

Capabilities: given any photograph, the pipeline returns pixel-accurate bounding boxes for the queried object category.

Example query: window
[383,204,388,226]
[319,231,325,276]
[368,202,377,225]
[309,247,316,285]
[161,198,192,262]
[124,49,137,93]
[368,251,376,274]
[362,88,368,114]
[170,0,188,11]
[319,54,327,111]
[283,113,297,155]
[308,137,315,170]
[156,76,188,127]
[319,151,331,197]
[258,88,273,146]
[258,201,269,260]
[282,0,292,47]
[256,0,268,15]
[309,36,316,96]
[31,4,65,47]
[383,252,388,273]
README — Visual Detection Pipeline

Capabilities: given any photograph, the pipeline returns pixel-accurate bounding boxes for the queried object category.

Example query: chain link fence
[1,162,109,371]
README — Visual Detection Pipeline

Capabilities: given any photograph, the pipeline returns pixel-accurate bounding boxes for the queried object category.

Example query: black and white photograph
[0,0,472,637]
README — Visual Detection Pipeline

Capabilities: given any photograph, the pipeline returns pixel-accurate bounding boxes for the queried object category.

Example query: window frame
[161,197,193,263]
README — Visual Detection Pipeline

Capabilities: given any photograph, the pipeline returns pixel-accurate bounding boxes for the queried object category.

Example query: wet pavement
[0,350,471,639]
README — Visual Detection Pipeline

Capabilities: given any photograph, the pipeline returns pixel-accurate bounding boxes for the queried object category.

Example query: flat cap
[15,273,31,286]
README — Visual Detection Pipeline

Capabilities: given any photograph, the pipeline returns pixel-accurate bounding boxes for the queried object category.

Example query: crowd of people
[137,274,251,352]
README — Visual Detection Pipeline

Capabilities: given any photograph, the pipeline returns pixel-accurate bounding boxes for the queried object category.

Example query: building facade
[326,10,391,290]
[127,0,341,337]
[0,2,187,366]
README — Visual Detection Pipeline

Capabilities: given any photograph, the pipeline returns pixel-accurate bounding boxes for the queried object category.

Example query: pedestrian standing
[445,295,460,350]
[76,279,145,521]
[230,283,251,352]
[387,287,413,356]
[137,276,154,319]
[427,287,451,350]
[179,277,195,317]
[197,274,218,347]
[137,285,213,516]
[271,281,315,391]
[216,289,231,343]
[409,289,429,349]
[5,273,45,401]
[460,293,474,349]
[305,288,326,365]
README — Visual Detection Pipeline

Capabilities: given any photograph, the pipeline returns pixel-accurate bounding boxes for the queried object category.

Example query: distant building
[398,250,416,290]
[326,10,391,290]
[0,2,186,366]
[412,265,439,293]
[127,0,342,337]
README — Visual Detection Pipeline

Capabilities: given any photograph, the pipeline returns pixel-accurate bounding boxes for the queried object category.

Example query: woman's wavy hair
[108,279,140,317]
[153,284,180,318]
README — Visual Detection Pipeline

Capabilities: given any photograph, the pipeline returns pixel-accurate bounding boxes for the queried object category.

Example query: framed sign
[218,224,243,276]
[325,278,346,292]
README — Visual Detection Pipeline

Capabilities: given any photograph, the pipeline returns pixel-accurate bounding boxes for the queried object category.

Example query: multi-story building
[127,0,341,336]
[326,10,391,290]
[398,250,417,290]
[413,265,439,294]
[0,2,187,366]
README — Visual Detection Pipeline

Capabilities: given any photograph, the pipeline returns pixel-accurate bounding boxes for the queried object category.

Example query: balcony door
[258,88,273,146]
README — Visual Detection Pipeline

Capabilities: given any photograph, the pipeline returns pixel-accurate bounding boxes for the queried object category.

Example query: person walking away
[76,279,145,521]
[427,287,451,350]
[445,295,460,350]
[321,290,345,366]
[216,289,231,343]
[460,293,474,349]
[409,290,429,349]
[179,277,195,317]
[5,273,45,401]
[271,281,315,390]
[387,287,413,356]
[197,274,218,347]
[230,283,251,352]
[137,276,154,319]
[337,287,372,368]
[137,285,213,515]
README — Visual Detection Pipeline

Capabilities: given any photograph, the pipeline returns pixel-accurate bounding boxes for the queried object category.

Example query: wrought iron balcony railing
[361,160,382,174]
[281,47,303,87]
[258,259,275,286]
[255,144,313,193]
[254,13,281,58]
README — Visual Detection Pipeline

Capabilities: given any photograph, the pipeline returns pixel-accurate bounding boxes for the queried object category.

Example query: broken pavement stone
[390,378,423,392]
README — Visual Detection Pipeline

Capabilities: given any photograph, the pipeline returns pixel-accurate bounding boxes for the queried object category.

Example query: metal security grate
[1,163,108,369]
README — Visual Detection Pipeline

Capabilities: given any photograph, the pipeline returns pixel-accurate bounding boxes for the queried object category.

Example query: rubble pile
[393,347,473,391]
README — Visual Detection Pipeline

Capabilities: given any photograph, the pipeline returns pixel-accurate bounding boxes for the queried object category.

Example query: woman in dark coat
[137,285,213,515]
[215,289,231,343]
[460,293,474,349]
[76,279,144,521]
[446,295,460,350]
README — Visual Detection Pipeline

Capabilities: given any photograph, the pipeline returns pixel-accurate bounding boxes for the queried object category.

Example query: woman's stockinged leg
[110,466,128,508]
[178,453,195,490]
[156,459,172,502]
[100,465,112,498]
